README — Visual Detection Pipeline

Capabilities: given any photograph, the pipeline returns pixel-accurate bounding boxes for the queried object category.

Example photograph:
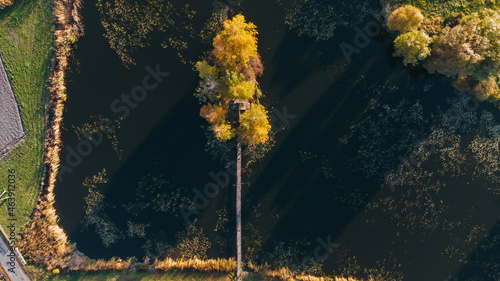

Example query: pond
[55,0,500,280]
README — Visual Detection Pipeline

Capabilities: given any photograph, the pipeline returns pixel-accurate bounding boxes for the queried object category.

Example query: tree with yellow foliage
[200,103,226,124]
[387,5,424,33]
[195,14,271,147]
[195,61,218,79]
[195,15,272,280]
[238,104,271,146]
[212,14,258,70]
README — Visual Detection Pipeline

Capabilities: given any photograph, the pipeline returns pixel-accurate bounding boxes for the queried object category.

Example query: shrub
[200,103,226,124]
[195,61,218,79]
[471,77,500,101]
[387,5,424,33]
[0,0,13,9]
[393,30,432,66]
[171,223,211,260]
[452,76,475,93]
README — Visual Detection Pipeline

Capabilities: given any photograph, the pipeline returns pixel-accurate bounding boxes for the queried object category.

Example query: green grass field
[0,0,53,230]
[391,0,498,18]
[25,268,279,281]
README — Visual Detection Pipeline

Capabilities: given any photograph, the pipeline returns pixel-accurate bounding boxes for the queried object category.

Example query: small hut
[228,100,251,128]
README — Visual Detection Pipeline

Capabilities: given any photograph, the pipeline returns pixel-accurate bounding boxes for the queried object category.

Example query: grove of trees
[195,14,271,147]
[387,4,500,102]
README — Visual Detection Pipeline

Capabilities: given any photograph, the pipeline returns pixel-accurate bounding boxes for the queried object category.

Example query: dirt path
[0,52,25,160]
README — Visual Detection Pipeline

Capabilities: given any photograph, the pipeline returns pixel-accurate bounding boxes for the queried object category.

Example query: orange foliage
[200,103,226,124]
[0,0,12,9]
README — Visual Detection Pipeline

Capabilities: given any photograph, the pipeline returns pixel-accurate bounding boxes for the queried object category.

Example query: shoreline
[18,0,85,270]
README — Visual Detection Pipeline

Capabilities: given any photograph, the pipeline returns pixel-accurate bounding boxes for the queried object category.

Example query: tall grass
[0,0,53,229]
[155,258,236,272]
[46,270,276,281]
[17,0,85,269]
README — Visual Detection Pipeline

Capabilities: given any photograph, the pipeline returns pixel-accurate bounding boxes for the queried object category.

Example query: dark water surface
[56,0,500,280]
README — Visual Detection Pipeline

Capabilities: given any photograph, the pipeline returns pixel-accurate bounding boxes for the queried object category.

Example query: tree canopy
[212,14,258,70]
[386,3,500,103]
[195,14,271,147]
[393,30,432,66]
[387,5,424,33]
[238,104,272,146]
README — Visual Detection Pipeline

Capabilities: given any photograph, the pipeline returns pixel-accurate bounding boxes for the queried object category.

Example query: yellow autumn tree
[212,122,236,141]
[228,80,256,100]
[200,104,235,141]
[195,61,218,79]
[238,104,271,146]
[387,5,424,33]
[196,14,271,146]
[212,14,258,70]
[200,103,226,124]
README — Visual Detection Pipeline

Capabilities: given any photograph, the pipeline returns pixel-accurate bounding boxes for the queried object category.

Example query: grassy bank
[29,268,361,281]
[0,0,53,229]
[37,270,276,281]
[386,0,498,18]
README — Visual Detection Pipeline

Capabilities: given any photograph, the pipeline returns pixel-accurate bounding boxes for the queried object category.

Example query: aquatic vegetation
[300,152,369,211]
[81,173,199,257]
[83,171,124,248]
[257,239,317,274]
[349,97,430,181]
[96,0,196,67]
[72,116,122,159]
[83,197,123,248]
[459,221,500,280]
[286,0,375,41]
[199,8,228,44]
[126,221,149,239]
[82,168,108,188]
[346,90,500,279]
[171,223,211,260]
[124,175,192,217]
